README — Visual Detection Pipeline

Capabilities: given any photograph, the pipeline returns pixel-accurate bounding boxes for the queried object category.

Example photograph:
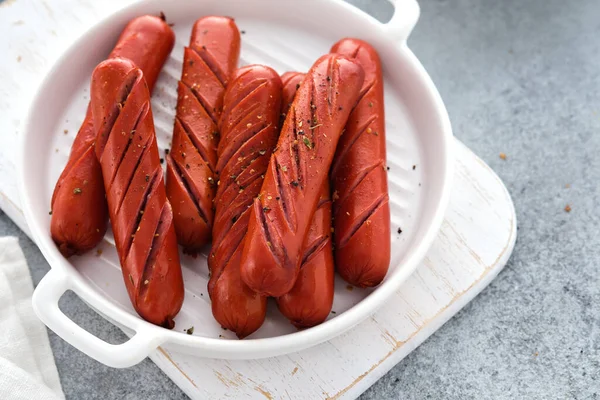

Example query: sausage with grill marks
[208,65,282,338]
[91,58,183,328]
[240,54,364,297]
[166,16,240,254]
[280,71,304,122]
[276,72,335,328]
[330,38,391,287]
[277,182,334,327]
[51,15,175,257]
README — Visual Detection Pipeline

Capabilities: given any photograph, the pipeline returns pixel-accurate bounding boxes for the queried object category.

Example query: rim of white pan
[19,0,454,367]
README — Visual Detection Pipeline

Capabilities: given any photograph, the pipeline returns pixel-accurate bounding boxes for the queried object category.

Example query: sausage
[208,65,282,338]
[51,15,175,257]
[91,58,183,328]
[280,71,304,122]
[329,38,390,287]
[110,15,176,94]
[277,183,334,327]
[166,16,241,254]
[240,54,365,297]
[276,73,335,328]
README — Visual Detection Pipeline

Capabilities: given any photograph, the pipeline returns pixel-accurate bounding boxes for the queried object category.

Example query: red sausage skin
[166,16,241,254]
[330,38,391,287]
[276,72,335,328]
[209,65,282,338]
[91,58,183,328]
[277,182,335,328]
[51,15,175,257]
[240,54,365,297]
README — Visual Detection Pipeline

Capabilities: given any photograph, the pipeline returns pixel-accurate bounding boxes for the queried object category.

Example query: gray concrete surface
[2,0,600,398]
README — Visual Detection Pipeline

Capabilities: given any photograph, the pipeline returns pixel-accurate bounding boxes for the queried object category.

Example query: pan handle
[32,268,166,368]
[385,0,420,43]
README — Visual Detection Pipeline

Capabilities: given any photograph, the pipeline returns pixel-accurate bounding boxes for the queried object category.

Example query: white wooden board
[0,1,517,399]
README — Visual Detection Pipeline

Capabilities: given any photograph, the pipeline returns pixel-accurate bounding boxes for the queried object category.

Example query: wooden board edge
[146,142,518,400]
[339,216,516,399]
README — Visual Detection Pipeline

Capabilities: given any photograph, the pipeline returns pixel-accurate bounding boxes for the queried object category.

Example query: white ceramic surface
[19,0,453,368]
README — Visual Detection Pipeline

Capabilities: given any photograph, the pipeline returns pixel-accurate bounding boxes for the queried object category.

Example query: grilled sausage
[91,58,183,328]
[280,71,304,121]
[330,38,390,287]
[208,65,282,338]
[276,72,334,328]
[277,183,334,327]
[240,54,364,297]
[51,15,175,257]
[166,16,240,254]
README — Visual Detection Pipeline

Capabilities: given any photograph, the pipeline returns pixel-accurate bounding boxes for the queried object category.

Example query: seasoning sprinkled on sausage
[240,54,365,297]
[329,38,391,288]
[166,16,241,255]
[208,65,282,338]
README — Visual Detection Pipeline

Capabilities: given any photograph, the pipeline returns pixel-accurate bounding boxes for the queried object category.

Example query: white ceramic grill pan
[19,0,453,368]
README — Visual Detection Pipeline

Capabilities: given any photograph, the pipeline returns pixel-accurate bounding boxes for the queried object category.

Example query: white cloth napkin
[0,237,64,400]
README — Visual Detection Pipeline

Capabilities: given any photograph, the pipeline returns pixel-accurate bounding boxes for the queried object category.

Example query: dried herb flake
[303,137,313,149]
